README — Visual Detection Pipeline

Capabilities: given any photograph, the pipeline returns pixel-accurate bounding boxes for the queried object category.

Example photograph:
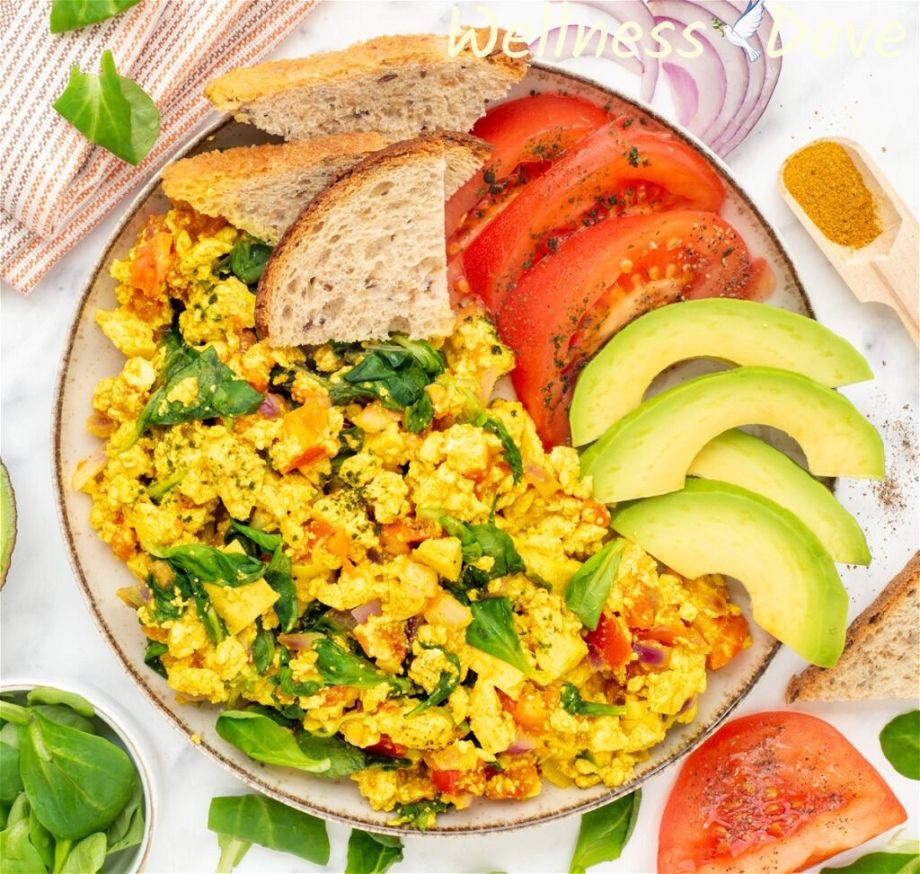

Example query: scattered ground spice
[782,141,882,249]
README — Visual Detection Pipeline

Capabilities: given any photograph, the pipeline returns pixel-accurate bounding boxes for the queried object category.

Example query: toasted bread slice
[205,31,528,142]
[255,132,488,347]
[787,551,920,702]
[161,133,387,245]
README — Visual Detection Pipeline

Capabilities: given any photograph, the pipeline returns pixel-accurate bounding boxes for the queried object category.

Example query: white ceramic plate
[54,64,814,834]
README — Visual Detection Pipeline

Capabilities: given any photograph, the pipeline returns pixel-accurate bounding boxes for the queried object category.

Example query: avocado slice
[569,299,872,446]
[581,367,884,503]
[610,479,847,667]
[1,461,16,588]
[689,430,870,565]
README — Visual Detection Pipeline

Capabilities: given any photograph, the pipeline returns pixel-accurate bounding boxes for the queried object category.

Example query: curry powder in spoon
[782,141,882,249]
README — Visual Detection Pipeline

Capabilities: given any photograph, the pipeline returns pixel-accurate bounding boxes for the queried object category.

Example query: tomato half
[446,94,610,247]
[463,122,726,312]
[585,613,632,671]
[496,210,769,447]
[658,712,907,873]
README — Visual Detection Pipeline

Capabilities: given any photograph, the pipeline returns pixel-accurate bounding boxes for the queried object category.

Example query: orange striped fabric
[0,0,318,293]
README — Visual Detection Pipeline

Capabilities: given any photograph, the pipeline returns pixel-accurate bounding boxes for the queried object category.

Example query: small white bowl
[0,679,155,873]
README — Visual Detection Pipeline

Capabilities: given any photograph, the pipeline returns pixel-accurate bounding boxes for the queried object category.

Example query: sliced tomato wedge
[463,122,726,312]
[585,612,632,670]
[658,711,906,873]
[446,94,610,248]
[496,210,770,447]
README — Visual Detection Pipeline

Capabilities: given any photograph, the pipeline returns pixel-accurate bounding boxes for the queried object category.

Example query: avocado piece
[610,479,847,667]
[689,430,870,565]
[569,299,872,446]
[0,461,15,588]
[581,367,884,503]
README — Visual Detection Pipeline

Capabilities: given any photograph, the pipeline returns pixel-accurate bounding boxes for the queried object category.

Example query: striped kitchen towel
[1,0,317,293]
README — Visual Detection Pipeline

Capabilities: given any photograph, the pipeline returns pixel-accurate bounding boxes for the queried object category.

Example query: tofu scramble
[78,207,751,827]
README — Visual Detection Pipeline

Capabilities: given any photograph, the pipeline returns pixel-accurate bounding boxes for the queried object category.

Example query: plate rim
[52,62,795,835]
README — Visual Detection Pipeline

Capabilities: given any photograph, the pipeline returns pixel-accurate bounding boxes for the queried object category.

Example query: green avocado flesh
[1,461,15,586]
[569,299,873,446]
[610,479,847,667]
[580,366,884,503]
[688,430,870,565]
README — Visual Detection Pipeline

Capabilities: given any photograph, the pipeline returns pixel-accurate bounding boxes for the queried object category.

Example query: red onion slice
[258,393,283,419]
[661,61,698,126]
[351,599,382,625]
[278,631,321,651]
[507,731,538,754]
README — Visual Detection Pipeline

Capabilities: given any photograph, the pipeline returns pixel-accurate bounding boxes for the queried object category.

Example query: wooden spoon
[779,137,919,345]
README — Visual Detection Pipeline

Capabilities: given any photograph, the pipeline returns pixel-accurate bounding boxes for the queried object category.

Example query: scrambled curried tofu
[80,208,750,827]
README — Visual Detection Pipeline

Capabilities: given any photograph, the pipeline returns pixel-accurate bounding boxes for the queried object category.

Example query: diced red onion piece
[678,696,696,715]
[633,642,667,666]
[277,632,321,651]
[259,393,282,419]
[351,600,382,625]
[507,732,538,754]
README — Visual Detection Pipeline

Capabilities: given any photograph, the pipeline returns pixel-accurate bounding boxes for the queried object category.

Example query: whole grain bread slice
[255,131,488,347]
[161,133,386,245]
[786,551,920,702]
[205,31,528,143]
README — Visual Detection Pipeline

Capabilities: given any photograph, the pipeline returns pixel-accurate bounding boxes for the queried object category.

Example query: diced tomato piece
[305,519,351,559]
[366,735,407,758]
[278,399,330,473]
[624,585,657,630]
[496,210,769,447]
[431,768,464,795]
[658,712,907,873]
[704,612,751,670]
[498,683,550,733]
[463,122,725,311]
[130,217,174,298]
[379,517,440,555]
[585,613,632,671]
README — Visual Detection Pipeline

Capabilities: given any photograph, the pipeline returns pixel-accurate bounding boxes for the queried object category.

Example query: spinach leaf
[314,638,414,694]
[50,0,141,32]
[0,702,30,725]
[565,540,624,631]
[439,516,524,588]
[228,239,272,286]
[59,831,107,873]
[226,520,282,555]
[820,845,920,873]
[216,833,251,874]
[28,806,54,869]
[474,413,523,483]
[264,547,297,633]
[569,790,641,874]
[404,392,434,434]
[193,580,227,645]
[297,733,367,779]
[208,794,330,868]
[149,543,264,587]
[252,622,275,674]
[215,711,331,774]
[466,598,534,677]
[880,711,920,780]
[275,665,324,699]
[132,342,263,443]
[53,50,159,165]
[408,650,461,716]
[28,705,94,735]
[0,743,22,802]
[346,829,404,874]
[144,639,169,678]
[0,812,47,873]
[19,712,136,840]
[560,683,625,718]
[146,573,182,621]
[104,776,145,854]
[391,799,451,831]
[26,688,94,719]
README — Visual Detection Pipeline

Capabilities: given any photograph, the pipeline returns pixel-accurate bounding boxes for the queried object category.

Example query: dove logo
[716,0,766,62]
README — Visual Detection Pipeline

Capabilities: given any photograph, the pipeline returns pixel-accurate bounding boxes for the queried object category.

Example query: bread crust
[161,133,387,198]
[206,31,528,110]
[786,550,920,702]
[255,131,490,340]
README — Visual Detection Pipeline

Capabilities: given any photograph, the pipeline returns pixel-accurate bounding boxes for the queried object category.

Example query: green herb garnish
[466,597,534,676]
[440,516,524,589]
[408,649,461,715]
[565,540,624,631]
[560,683,625,718]
[391,799,452,831]
[313,638,414,694]
[473,413,523,483]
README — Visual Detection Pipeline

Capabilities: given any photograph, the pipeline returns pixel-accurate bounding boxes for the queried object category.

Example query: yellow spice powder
[783,141,882,249]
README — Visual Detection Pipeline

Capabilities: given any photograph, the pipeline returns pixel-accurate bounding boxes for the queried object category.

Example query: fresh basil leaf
[19,712,136,840]
[149,543,264,587]
[821,844,920,873]
[880,711,920,780]
[408,650,461,716]
[314,638,414,694]
[264,547,297,633]
[104,776,145,854]
[560,683,625,718]
[28,806,54,869]
[346,829,404,874]
[59,831,107,873]
[390,799,451,831]
[439,516,524,587]
[466,597,533,677]
[50,0,142,33]
[208,794,330,867]
[26,687,95,718]
[228,239,272,286]
[0,744,22,803]
[569,790,641,874]
[28,704,95,735]
[216,711,330,774]
[144,639,169,678]
[53,50,159,165]
[226,520,282,555]
[565,540,624,631]
[252,622,275,675]
[297,733,367,779]
[0,814,47,873]
[474,413,523,483]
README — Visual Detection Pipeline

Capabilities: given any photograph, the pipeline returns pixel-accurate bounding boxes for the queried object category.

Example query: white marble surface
[1,2,918,872]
